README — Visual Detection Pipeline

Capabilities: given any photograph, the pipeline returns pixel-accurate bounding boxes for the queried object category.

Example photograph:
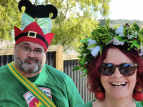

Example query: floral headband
[73,20,143,76]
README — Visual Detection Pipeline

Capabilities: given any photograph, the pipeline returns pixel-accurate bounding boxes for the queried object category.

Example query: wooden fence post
[56,45,63,72]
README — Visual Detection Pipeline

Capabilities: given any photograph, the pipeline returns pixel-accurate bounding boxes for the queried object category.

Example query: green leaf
[80,49,87,53]
[132,40,140,48]
[80,37,89,43]
[140,28,143,34]
[79,72,87,77]
[123,26,127,36]
[100,46,103,55]
[83,69,88,73]
[128,40,140,49]
[77,55,82,58]
[73,66,80,71]
[105,19,110,30]
[79,57,85,65]
[132,22,140,31]
[87,43,99,49]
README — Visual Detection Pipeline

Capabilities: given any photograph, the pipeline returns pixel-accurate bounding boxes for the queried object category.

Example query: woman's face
[100,48,137,100]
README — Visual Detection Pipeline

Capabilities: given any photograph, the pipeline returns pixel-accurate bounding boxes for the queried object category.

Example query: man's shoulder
[136,101,143,107]
[44,64,73,82]
[0,64,9,73]
[45,64,67,75]
[0,64,11,78]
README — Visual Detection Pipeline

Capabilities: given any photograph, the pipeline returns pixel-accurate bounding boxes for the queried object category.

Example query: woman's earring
[95,87,105,101]
[133,86,143,101]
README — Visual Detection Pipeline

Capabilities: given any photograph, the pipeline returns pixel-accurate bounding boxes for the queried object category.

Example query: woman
[73,21,143,107]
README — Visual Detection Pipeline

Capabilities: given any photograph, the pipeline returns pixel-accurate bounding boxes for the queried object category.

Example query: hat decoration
[73,20,143,76]
[14,0,58,51]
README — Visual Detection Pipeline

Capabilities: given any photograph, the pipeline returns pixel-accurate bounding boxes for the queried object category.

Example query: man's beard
[14,53,45,74]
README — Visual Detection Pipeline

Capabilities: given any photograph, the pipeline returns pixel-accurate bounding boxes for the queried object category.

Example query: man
[0,1,84,107]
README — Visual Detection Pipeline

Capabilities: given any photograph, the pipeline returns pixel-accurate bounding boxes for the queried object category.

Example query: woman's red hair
[87,44,143,93]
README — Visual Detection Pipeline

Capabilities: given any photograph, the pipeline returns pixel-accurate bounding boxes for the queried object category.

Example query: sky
[108,0,143,21]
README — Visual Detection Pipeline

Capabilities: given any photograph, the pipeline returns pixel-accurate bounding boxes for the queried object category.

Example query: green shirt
[0,62,84,107]
[74,101,143,107]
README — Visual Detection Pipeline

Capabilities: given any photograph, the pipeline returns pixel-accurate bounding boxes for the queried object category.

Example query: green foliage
[73,37,93,76]
[52,17,98,51]
[73,21,143,76]
[91,25,112,44]
[0,0,21,40]
[40,0,111,51]
[0,0,111,50]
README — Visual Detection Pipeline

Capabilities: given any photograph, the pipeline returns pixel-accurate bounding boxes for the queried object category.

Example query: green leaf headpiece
[73,21,143,76]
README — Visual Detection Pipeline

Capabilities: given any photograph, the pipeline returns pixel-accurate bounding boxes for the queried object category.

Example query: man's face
[14,41,46,74]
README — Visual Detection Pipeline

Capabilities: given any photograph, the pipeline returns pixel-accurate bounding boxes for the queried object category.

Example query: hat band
[15,32,49,48]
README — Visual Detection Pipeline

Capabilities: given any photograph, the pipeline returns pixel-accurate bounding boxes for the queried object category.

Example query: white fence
[0,38,14,49]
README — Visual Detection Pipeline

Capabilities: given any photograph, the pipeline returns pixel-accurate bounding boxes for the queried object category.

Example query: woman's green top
[74,101,143,107]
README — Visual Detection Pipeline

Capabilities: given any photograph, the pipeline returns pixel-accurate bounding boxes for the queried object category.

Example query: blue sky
[109,0,143,21]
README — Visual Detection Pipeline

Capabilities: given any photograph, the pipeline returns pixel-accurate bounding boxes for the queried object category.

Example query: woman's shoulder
[74,100,143,107]
[74,101,93,107]
[135,101,143,107]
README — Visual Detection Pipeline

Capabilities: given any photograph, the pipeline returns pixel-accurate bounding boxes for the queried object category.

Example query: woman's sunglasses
[98,63,138,76]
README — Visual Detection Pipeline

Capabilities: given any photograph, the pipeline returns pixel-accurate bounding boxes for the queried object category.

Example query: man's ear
[14,44,18,52]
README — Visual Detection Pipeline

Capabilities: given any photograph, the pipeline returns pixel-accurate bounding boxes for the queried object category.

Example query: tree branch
[46,0,48,5]
[63,0,70,24]
[34,0,37,6]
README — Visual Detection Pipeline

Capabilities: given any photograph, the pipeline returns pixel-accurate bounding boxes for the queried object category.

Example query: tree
[0,0,21,40]
[39,0,111,51]
[0,0,111,51]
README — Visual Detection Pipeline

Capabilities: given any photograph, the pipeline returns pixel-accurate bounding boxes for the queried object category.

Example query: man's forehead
[20,41,44,49]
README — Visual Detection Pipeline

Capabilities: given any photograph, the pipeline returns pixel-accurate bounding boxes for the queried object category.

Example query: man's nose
[28,50,35,57]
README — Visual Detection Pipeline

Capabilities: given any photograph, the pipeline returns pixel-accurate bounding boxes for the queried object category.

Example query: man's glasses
[18,44,45,57]
[98,63,138,76]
